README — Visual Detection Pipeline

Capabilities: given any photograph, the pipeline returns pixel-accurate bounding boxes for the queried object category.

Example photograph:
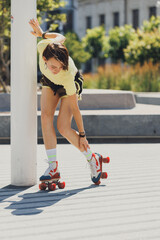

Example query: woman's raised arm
[29,18,66,43]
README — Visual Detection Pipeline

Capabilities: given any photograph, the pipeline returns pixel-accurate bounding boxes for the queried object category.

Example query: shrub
[82,26,108,58]
[124,29,160,65]
[105,25,136,62]
[142,16,160,33]
[64,32,90,69]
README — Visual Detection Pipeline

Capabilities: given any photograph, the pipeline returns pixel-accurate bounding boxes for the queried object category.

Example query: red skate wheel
[58,181,65,189]
[48,183,56,191]
[106,157,110,163]
[95,180,101,185]
[103,157,110,163]
[39,182,47,190]
[101,172,108,179]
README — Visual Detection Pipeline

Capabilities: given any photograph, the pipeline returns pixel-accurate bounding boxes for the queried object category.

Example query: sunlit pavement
[0,143,160,240]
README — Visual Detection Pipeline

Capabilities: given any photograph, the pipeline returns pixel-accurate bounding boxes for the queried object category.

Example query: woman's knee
[41,109,54,122]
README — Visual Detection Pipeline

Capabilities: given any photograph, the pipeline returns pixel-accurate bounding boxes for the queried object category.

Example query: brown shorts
[40,71,83,99]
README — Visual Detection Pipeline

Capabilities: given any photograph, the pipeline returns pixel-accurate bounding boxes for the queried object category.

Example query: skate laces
[43,159,58,176]
[89,160,98,176]
[44,165,53,176]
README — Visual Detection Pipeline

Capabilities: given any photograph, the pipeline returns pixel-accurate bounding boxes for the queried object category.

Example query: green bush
[82,26,108,58]
[142,16,160,33]
[105,25,136,62]
[64,32,90,69]
[124,30,160,65]
[124,17,160,65]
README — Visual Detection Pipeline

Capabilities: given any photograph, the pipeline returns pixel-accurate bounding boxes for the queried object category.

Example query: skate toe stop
[92,172,101,184]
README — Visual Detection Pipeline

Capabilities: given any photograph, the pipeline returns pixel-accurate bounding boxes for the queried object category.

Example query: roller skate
[89,153,110,185]
[39,161,65,191]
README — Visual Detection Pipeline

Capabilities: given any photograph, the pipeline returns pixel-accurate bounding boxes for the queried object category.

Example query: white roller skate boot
[40,160,60,181]
[88,153,102,184]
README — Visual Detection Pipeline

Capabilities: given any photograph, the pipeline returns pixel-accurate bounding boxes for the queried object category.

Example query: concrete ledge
[79,89,136,109]
[1,91,160,112]
[0,104,160,143]
[0,93,10,112]
[135,92,160,105]
[38,89,136,110]
[0,89,136,112]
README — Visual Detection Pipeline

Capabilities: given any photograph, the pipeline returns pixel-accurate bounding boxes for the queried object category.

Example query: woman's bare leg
[57,96,103,185]
[57,96,85,152]
[41,87,60,149]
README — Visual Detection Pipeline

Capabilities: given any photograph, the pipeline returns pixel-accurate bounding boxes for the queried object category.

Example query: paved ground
[0,143,160,240]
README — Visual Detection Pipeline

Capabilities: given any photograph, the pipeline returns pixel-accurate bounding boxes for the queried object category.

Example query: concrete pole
[11,0,37,186]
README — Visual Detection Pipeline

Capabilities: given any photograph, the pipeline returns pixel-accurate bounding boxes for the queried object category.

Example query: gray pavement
[0,143,160,240]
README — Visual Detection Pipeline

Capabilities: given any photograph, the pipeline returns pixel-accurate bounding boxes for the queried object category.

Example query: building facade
[74,0,160,38]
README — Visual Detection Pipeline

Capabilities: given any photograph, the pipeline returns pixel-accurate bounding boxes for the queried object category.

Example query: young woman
[29,18,103,184]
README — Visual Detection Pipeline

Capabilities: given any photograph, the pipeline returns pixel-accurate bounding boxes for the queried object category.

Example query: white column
[11,0,37,186]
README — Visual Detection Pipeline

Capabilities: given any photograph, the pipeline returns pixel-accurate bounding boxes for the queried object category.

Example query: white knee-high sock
[82,148,93,161]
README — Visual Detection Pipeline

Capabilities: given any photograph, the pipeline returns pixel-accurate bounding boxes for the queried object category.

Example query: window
[66,11,73,31]
[149,7,157,19]
[132,9,139,29]
[71,0,74,7]
[113,12,119,27]
[86,16,92,29]
[99,14,105,26]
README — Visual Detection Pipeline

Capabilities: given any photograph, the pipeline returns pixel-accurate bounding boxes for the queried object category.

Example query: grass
[83,62,160,92]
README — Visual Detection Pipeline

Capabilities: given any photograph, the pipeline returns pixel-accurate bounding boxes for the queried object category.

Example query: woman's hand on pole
[29,18,43,37]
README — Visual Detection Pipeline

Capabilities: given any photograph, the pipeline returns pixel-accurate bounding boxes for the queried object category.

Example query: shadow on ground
[4,184,104,216]
[0,185,32,203]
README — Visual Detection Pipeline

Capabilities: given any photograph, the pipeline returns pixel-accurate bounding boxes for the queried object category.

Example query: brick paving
[0,143,160,240]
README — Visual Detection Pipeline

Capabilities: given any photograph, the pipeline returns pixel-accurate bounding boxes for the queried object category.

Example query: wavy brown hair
[43,43,69,70]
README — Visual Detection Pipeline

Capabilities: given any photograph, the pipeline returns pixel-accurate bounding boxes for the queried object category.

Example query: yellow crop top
[37,39,78,96]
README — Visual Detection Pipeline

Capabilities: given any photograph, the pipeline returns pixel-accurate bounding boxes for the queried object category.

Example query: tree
[82,26,107,58]
[105,25,136,62]
[0,0,10,92]
[124,17,160,65]
[82,26,108,72]
[0,0,66,92]
[124,29,160,65]
[37,0,66,31]
[64,32,90,69]
[142,16,160,33]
